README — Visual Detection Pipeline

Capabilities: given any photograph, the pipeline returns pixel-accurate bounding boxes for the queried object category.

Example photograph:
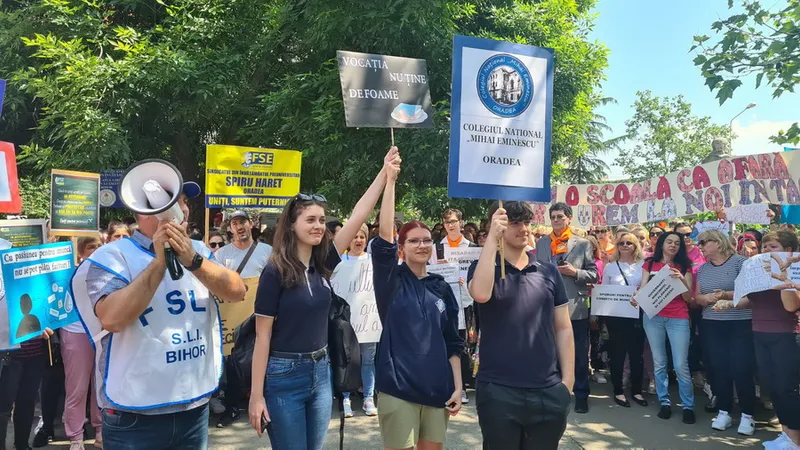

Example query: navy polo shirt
[467,252,568,389]
[254,244,340,353]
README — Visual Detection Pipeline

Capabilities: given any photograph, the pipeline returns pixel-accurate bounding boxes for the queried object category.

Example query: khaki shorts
[378,393,449,448]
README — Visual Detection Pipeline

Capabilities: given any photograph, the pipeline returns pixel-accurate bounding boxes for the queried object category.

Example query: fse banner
[533,151,800,227]
[337,50,434,128]
[448,35,554,202]
[50,169,100,237]
[205,145,302,212]
[0,141,22,214]
[1,242,78,345]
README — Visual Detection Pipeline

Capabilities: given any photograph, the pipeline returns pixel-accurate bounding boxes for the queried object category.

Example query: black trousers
[0,355,48,450]
[704,320,756,415]
[477,380,570,450]
[572,319,590,400]
[223,357,243,409]
[606,317,645,396]
[39,357,65,432]
[755,332,800,430]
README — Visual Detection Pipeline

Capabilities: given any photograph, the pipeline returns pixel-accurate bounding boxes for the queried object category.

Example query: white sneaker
[593,372,608,384]
[703,382,714,400]
[763,433,800,450]
[70,441,86,450]
[738,414,755,436]
[363,397,378,416]
[461,390,469,404]
[342,398,353,418]
[647,380,656,395]
[712,411,732,431]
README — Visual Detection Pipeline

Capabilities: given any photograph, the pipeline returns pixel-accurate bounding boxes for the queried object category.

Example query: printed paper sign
[99,169,125,208]
[634,265,688,318]
[336,50,433,128]
[427,262,466,329]
[0,142,22,214]
[591,284,639,319]
[733,252,800,305]
[330,256,382,343]
[50,169,100,237]
[205,144,301,211]
[693,221,730,236]
[1,242,78,344]
[217,276,258,355]
[724,203,771,224]
[448,35,554,202]
[443,246,483,308]
[0,220,47,248]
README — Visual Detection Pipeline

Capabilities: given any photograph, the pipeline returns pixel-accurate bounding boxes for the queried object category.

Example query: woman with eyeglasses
[634,231,696,424]
[248,147,400,449]
[648,226,665,255]
[372,150,463,450]
[716,231,800,449]
[207,231,226,254]
[693,230,756,435]
[602,233,648,408]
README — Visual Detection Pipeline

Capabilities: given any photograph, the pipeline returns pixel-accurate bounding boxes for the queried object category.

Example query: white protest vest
[72,237,222,410]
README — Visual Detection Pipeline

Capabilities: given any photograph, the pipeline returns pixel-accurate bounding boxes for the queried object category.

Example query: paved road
[29,381,779,449]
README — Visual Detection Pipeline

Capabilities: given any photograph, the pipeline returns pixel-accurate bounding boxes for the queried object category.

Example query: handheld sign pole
[499,200,506,280]
[390,128,395,147]
[47,339,53,366]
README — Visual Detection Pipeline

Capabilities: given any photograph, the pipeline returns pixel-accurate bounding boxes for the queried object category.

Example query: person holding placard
[693,229,756,435]
[341,223,379,418]
[535,203,597,414]
[602,232,647,409]
[634,231,696,424]
[370,151,463,450]
[469,201,574,449]
[717,231,800,449]
[248,148,399,449]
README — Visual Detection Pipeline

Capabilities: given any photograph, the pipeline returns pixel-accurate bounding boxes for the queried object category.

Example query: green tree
[615,91,731,182]
[692,0,800,144]
[3,0,608,222]
[561,96,625,184]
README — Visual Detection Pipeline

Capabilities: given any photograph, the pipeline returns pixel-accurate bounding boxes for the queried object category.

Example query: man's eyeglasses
[618,241,634,247]
[444,220,460,226]
[405,238,434,247]
[296,193,327,203]
[209,242,225,249]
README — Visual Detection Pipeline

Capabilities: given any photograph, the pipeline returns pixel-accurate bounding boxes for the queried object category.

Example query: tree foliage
[561,96,625,184]
[692,0,799,144]
[615,91,731,182]
[2,0,608,221]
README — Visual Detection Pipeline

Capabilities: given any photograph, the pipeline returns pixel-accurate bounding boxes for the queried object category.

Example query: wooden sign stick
[390,128,395,147]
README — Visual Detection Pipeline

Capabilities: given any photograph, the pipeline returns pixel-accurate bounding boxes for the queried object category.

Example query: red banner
[0,142,22,214]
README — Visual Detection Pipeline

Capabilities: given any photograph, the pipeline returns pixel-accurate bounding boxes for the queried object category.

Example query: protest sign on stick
[591,284,639,319]
[733,252,800,306]
[217,277,258,355]
[330,255,382,343]
[0,142,22,214]
[1,242,78,345]
[427,262,466,329]
[633,265,688,318]
[0,219,47,248]
[50,169,100,237]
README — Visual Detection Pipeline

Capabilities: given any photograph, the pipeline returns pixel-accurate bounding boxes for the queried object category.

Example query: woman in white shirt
[602,232,648,408]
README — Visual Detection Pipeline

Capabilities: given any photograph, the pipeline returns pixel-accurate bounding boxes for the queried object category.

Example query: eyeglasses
[596,229,609,233]
[618,241,634,247]
[650,231,662,237]
[698,240,713,246]
[444,219,459,226]
[209,242,225,248]
[405,238,434,247]
[678,232,692,239]
[296,193,327,203]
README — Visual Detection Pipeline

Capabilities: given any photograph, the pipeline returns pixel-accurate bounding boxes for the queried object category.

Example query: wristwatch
[185,252,204,272]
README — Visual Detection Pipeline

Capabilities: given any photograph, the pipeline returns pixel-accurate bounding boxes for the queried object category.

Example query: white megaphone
[119,159,187,279]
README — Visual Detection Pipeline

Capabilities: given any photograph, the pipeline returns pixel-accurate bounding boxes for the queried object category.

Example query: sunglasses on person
[296,193,327,203]
[209,242,225,249]
[677,232,692,239]
[595,228,609,233]
[618,241,635,247]
[697,239,715,246]
[650,231,663,238]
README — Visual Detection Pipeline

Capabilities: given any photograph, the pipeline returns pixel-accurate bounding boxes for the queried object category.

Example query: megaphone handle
[164,246,184,280]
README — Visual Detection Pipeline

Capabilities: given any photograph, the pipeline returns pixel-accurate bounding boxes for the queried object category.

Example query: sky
[589,0,799,180]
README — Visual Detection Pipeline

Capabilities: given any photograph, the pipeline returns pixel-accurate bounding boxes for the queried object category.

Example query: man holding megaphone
[72,159,246,450]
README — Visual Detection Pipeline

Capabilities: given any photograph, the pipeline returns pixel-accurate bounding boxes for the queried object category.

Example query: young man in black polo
[468,201,575,449]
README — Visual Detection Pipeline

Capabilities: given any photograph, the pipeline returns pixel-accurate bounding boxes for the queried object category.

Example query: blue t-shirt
[468,253,569,389]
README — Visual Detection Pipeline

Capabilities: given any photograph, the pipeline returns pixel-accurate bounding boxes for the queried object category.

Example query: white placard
[733,252,800,305]
[693,221,730,236]
[329,256,382,343]
[443,246,483,308]
[725,203,771,224]
[427,263,466,329]
[591,284,639,319]
[634,264,688,318]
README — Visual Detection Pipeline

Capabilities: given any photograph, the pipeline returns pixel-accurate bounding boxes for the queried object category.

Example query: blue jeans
[265,356,332,450]
[343,343,377,400]
[642,315,694,410]
[101,404,209,450]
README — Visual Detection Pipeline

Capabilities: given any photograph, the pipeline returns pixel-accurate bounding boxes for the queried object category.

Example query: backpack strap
[236,243,258,274]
